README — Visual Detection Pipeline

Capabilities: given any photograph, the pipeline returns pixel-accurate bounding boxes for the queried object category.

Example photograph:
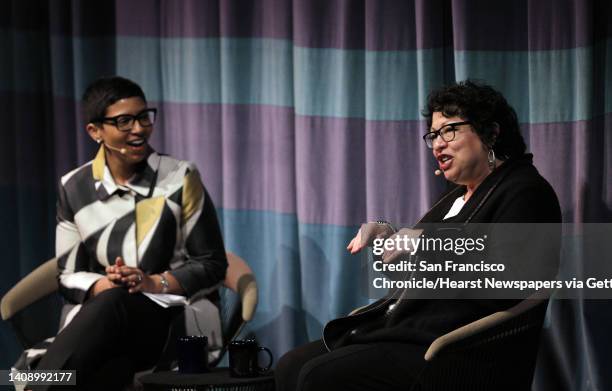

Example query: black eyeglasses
[422,121,471,148]
[94,108,157,132]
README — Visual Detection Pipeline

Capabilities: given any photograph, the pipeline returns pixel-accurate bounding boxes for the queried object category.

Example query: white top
[443,195,466,220]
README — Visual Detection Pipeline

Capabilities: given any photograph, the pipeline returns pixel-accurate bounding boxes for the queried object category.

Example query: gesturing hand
[346,229,364,254]
[347,222,396,254]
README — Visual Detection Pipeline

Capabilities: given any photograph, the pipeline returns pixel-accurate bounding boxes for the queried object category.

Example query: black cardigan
[323,154,562,350]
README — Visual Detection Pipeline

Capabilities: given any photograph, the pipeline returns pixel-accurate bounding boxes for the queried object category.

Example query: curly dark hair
[82,76,147,124]
[422,80,526,160]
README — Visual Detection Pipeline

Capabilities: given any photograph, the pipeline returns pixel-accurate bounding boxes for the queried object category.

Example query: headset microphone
[103,142,127,155]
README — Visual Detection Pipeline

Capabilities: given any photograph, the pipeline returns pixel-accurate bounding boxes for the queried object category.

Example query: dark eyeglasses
[422,121,471,148]
[94,108,157,132]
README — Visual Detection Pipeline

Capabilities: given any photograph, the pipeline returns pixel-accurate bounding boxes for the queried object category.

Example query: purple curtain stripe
[37,95,612,227]
[114,0,292,39]
[293,0,365,49]
[20,0,608,51]
[450,0,611,51]
[527,116,612,223]
[35,0,608,50]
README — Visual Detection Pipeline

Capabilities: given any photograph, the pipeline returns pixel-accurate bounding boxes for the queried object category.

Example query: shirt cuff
[59,272,105,292]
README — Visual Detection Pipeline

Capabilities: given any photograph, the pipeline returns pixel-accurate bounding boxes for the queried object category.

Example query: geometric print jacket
[56,146,227,304]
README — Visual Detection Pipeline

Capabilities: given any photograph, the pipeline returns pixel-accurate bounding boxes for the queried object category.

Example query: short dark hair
[422,80,526,160]
[82,76,146,124]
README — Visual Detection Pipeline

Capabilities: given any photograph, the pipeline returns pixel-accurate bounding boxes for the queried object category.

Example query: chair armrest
[348,305,367,316]
[1,259,58,321]
[224,252,258,322]
[424,297,546,361]
[236,274,257,322]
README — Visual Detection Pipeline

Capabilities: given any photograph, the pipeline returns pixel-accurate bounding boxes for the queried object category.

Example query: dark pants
[275,339,428,391]
[31,288,180,391]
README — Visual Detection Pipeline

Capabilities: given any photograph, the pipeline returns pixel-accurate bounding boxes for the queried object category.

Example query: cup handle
[257,347,274,374]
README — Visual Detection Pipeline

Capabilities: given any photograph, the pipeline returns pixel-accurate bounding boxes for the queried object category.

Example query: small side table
[140,368,275,391]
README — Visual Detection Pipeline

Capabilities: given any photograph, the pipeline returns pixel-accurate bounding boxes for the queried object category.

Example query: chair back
[413,298,549,391]
[1,259,58,321]
[1,259,61,348]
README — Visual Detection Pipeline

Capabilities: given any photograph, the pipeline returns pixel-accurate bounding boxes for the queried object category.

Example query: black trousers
[31,288,180,391]
[275,339,428,391]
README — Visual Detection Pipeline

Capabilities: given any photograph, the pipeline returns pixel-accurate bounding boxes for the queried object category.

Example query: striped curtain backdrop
[1,0,611,389]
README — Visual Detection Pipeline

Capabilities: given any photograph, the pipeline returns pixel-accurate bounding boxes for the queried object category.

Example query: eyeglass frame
[92,108,158,132]
[422,121,472,148]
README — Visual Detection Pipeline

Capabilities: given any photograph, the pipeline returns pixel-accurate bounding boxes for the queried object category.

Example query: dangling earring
[96,138,102,144]
[487,148,496,171]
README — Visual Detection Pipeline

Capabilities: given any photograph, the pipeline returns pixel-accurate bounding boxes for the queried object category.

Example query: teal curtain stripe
[602,40,612,116]
[455,45,595,124]
[217,208,370,330]
[5,32,612,123]
[217,208,300,316]
[293,46,365,118]
[218,38,294,108]
[119,36,214,104]
[49,35,117,99]
[118,37,295,107]
[365,48,445,121]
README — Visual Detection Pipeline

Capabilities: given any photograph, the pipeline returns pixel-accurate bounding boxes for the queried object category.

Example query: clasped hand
[105,257,155,293]
[90,257,155,297]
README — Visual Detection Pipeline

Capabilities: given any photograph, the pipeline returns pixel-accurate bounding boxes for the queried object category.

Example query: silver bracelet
[160,272,170,293]
[375,220,397,233]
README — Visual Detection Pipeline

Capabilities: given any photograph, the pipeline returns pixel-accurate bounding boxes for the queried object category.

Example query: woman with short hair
[29,76,227,390]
